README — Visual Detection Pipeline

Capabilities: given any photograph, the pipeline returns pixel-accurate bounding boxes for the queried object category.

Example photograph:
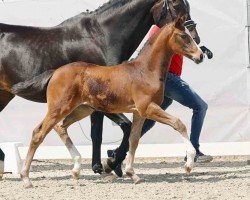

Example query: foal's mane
[135,24,172,58]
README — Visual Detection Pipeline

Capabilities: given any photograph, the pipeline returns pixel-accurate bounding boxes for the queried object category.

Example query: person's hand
[200,46,213,59]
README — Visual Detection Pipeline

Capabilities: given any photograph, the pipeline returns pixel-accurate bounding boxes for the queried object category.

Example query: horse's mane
[93,0,134,15]
[61,0,135,25]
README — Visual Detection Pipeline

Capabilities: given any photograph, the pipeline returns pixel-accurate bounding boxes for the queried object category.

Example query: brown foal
[21,16,204,187]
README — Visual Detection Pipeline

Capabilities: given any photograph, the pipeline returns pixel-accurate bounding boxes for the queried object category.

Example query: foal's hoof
[134,177,145,184]
[0,174,3,181]
[72,170,80,180]
[24,181,34,189]
[184,164,193,175]
[92,163,103,174]
[22,177,34,189]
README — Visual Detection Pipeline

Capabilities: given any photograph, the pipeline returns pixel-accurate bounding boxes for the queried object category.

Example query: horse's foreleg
[143,102,196,173]
[54,105,94,179]
[124,113,145,184]
[90,112,104,174]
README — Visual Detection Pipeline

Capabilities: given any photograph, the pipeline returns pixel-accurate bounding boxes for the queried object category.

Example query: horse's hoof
[72,170,80,180]
[22,177,33,189]
[92,163,103,174]
[184,164,193,174]
[0,174,3,181]
[134,178,145,184]
[103,160,113,174]
[24,181,34,189]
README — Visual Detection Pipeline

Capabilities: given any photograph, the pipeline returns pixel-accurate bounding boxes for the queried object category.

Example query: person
[108,24,213,177]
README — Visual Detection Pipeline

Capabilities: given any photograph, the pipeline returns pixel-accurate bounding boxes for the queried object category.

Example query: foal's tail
[11,70,55,102]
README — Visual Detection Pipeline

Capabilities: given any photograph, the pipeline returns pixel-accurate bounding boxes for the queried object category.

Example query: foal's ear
[174,14,187,30]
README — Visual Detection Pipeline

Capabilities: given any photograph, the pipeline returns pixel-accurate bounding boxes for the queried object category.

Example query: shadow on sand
[4,159,250,184]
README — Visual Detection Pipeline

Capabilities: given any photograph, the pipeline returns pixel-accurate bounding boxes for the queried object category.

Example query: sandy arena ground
[0,156,249,200]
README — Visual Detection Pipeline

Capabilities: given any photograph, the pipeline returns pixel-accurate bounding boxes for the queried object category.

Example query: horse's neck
[97,0,156,64]
[138,27,174,79]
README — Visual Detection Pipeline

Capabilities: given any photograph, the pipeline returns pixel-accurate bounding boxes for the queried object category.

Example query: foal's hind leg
[142,102,196,173]
[54,105,94,179]
[124,113,145,184]
[21,116,59,188]
[21,102,81,188]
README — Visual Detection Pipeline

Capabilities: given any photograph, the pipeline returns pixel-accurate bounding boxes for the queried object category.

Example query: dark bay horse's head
[151,0,200,44]
[166,15,203,64]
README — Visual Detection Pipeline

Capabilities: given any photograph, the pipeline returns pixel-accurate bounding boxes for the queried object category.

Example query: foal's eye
[180,34,188,40]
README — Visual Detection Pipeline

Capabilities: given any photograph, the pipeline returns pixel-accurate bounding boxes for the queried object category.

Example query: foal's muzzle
[192,53,204,64]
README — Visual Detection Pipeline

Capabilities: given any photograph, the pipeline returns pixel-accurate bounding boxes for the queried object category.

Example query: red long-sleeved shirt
[148,25,183,76]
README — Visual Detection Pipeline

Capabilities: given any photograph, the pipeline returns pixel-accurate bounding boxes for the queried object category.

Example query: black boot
[107,149,123,177]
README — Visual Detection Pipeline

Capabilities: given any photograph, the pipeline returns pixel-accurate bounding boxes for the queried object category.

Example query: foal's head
[167,15,203,64]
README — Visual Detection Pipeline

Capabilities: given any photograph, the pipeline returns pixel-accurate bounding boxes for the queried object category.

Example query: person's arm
[148,25,160,39]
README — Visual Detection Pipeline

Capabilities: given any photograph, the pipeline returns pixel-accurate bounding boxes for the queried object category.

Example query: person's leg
[164,73,212,162]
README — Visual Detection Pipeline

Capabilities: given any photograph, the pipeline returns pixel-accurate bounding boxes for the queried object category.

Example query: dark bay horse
[21,15,203,187]
[0,0,196,174]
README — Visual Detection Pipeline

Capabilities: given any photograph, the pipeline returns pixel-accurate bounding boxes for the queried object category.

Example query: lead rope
[77,121,122,145]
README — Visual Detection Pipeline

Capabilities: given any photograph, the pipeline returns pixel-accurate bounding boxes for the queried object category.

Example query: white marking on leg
[21,163,33,188]
[55,123,82,179]
[72,155,81,180]
[181,134,196,173]
[69,144,81,179]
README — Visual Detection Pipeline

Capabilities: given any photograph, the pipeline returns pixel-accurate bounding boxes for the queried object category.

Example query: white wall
[0,0,249,148]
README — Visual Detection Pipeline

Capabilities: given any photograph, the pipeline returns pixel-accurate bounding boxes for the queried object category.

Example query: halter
[184,19,197,30]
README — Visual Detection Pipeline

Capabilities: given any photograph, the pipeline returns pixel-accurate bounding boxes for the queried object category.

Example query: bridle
[156,0,197,32]
[163,0,177,20]
[184,19,197,30]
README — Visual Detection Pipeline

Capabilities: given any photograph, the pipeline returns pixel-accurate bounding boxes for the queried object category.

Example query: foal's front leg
[143,102,196,173]
[124,113,145,184]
